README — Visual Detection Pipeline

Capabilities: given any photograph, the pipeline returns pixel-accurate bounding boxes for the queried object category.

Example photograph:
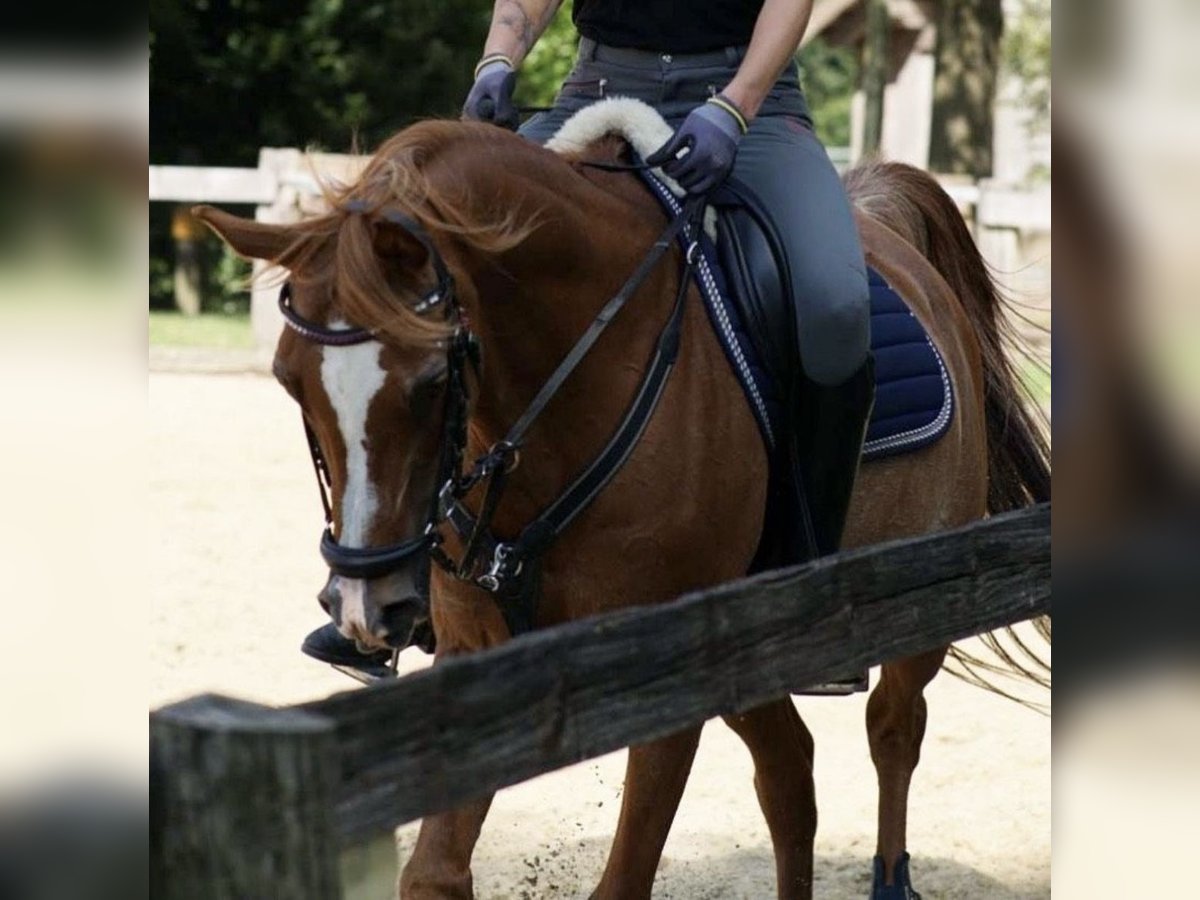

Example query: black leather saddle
[703,177,817,574]
[710,176,801,404]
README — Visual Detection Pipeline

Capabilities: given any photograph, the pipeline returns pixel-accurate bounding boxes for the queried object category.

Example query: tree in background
[149,1,858,309]
[150,0,490,167]
[149,0,491,309]
[929,0,1004,177]
[1003,0,1051,135]
[797,37,857,149]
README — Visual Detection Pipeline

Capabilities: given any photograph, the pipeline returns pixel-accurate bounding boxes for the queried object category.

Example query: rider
[303,0,874,678]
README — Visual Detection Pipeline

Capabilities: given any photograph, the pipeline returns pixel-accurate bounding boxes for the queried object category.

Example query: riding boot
[792,355,875,695]
[795,354,875,557]
[301,620,436,684]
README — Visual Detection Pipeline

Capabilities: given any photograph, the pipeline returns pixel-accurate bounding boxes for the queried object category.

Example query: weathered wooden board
[150,695,343,900]
[302,504,1049,843]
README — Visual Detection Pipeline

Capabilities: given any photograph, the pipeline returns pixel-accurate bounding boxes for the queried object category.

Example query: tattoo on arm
[497,1,534,52]
[493,0,562,55]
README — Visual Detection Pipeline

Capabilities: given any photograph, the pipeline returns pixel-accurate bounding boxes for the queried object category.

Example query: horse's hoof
[870,852,921,899]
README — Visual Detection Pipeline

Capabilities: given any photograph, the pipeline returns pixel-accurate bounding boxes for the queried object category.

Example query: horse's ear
[192,205,293,262]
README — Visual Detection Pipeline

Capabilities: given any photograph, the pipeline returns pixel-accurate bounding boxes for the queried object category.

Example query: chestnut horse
[197,120,1049,899]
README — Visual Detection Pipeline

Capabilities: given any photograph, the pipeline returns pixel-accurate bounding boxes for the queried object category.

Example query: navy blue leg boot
[871,852,921,900]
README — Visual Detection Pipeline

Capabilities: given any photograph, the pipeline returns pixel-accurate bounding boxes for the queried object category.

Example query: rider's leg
[303,561,438,679]
[731,114,874,556]
[301,617,437,681]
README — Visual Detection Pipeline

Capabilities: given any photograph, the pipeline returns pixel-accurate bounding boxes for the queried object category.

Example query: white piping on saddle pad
[546,97,718,239]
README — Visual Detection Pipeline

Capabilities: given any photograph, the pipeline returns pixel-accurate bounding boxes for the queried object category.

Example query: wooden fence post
[151,694,343,900]
[251,147,305,351]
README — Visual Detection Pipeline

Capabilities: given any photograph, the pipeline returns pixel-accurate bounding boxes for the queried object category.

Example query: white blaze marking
[320,330,387,639]
[319,328,387,547]
[337,575,368,639]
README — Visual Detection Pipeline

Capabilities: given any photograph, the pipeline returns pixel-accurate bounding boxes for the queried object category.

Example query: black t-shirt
[573,0,764,54]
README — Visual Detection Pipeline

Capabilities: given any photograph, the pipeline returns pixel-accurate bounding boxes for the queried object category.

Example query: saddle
[633,169,955,576]
[548,99,953,476]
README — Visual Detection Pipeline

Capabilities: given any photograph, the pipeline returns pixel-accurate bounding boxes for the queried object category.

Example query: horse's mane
[271,121,540,348]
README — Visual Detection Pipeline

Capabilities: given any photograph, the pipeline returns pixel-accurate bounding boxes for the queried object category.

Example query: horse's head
[194,199,466,653]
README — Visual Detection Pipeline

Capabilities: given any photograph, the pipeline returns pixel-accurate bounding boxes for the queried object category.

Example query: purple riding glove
[645,96,748,195]
[462,59,519,131]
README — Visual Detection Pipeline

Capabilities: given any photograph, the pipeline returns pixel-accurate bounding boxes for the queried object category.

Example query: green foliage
[1002,0,1051,132]
[796,38,857,148]
[150,0,491,166]
[150,0,491,310]
[514,1,578,108]
[210,242,253,314]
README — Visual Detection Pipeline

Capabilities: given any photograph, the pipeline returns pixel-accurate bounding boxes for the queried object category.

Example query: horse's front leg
[398,595,511,898]
[866,647,946,898]
[591,724,704,900]
[724,698,817,899]
[398,797,493,900]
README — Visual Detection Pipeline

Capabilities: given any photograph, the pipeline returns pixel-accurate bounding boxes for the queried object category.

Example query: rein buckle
[477,543,522,593]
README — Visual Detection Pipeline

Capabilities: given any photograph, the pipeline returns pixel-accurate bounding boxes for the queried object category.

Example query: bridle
[279,206,475,583]
[283,191,706,636]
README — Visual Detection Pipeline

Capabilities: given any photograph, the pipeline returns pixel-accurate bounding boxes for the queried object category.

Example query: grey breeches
[519,37,870,386]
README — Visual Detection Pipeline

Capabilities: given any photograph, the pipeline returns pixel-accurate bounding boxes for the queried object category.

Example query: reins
[437,194,705,604]
[282,182,708,637]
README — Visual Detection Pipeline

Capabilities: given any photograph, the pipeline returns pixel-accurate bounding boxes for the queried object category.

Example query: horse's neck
[459,157,673,458]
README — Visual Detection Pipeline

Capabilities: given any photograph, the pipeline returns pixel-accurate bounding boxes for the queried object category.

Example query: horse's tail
[843,160,1051,705]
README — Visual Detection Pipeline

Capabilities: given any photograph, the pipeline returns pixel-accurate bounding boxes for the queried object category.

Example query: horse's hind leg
[592,724,703,900]
[724,698,817,899]
[867,647,946,895]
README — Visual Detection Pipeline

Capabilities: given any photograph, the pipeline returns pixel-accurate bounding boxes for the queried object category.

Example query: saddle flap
[712,179,798,395]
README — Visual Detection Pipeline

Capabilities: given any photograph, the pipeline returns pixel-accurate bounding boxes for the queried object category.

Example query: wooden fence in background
[150,503,1050,899]
[148,150,1048,349]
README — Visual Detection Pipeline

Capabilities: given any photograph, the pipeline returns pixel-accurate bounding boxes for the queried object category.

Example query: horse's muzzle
[319,572,431,652]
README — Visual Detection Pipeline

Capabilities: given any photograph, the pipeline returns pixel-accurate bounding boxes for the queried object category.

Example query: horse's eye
[409,366,447,418]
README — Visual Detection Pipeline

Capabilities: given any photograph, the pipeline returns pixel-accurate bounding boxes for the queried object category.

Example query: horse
[195,117,1049,899]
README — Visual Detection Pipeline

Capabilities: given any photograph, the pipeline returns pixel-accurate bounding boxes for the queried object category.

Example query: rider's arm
[480,0,565,67]
[721,0,815,120]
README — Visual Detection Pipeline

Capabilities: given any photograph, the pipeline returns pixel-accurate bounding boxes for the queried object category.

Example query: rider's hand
[645,96,748,195]
[462,57,519,131]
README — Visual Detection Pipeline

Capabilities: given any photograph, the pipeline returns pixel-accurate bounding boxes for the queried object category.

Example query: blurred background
[146,0,1052,362]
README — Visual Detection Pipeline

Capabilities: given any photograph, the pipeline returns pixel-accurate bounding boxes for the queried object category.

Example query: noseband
[285,194,706,637]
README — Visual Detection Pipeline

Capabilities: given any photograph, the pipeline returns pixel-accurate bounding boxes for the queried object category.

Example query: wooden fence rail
[151,503,1049,899]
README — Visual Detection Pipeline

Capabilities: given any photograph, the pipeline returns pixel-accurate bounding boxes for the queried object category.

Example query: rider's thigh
[518,105,580,145]
[732,117,871,386]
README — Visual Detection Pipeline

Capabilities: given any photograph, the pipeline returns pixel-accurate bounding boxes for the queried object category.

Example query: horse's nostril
[317,582,339,618]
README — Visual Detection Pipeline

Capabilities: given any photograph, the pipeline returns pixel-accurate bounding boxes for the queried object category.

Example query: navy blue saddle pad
[638,172,953,462]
